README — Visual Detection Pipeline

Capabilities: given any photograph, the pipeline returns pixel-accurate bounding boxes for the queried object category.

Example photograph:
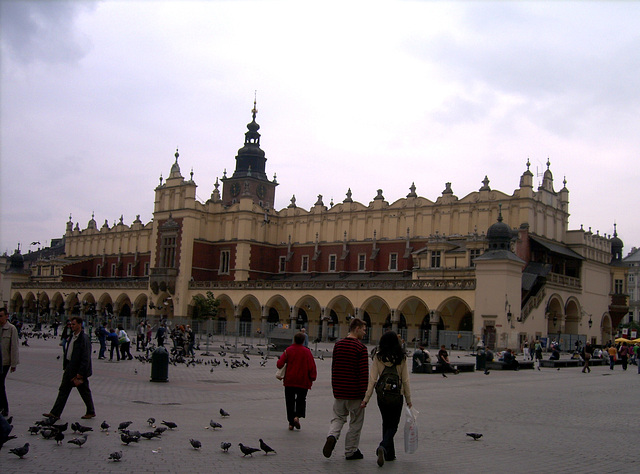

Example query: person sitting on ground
[549,347,560,360]
[437,345,458,377]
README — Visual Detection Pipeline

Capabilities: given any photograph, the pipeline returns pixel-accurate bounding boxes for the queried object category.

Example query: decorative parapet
[12,281,148,290]
[189,278,476,291]
[547,272,581,289]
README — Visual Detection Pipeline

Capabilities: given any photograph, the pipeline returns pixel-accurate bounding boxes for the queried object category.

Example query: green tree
[192,291,220,320]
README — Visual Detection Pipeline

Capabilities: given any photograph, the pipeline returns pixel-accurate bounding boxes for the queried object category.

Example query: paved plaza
[1,335,638,473]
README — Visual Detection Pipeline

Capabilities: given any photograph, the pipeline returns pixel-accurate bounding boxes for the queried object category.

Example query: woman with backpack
[361,331,412,467]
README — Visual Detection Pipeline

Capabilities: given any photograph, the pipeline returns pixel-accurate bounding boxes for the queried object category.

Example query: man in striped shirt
[323,318,369,461]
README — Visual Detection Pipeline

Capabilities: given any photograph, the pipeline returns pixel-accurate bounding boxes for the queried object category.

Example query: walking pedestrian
[0,307,19,417]
[323,318,369,461]
[97,322,108,359]
[361,331,412,466]
[43,316,95,420]
[108,328,120,361]
[276,331,317,430]
[534,340,543,370]
[607,344,617,370]
[117,325,133,360]
[581,342,593,373]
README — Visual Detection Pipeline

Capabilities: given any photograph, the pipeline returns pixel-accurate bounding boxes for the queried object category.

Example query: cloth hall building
[5,105,629,350]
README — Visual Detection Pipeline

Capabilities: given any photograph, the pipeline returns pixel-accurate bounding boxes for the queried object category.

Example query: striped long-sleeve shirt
[331,336,369,399]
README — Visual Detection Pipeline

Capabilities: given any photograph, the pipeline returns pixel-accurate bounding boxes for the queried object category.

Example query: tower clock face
[257,184,266,199]
[230,182,241,197]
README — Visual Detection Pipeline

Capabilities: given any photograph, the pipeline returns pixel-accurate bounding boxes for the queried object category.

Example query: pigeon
[71,422,80,432]
[55,431,65,445]
[121,433,140,445]
[147,417,156,426]
[154,426,167,435]
[118,421,133,431]
[76,424,93,433]
[140,431,159,440]
[0,434,18,451]
[209,420,223,430]
[52,422,68,432]
[109,450,123,462]
[100,421,110,431]
[9,442,30,458]
[221,441,232,452]
[161,420,177,430]
[220,408,230,417]
[68,434,88,447]
[466,432,483,441]
[190,438,202,449]
[239,443,261,457]
[259,438,276,455]
[28,426,41,435]
[41,428,56,439]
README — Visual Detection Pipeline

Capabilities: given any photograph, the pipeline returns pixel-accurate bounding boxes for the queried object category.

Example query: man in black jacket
[43,316,95,420]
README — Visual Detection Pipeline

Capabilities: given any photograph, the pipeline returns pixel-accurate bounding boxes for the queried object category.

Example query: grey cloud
[408,3,640,135]
[0,0,96,64]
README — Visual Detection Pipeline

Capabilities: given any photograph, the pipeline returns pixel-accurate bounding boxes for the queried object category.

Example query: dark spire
[231,98,267,180]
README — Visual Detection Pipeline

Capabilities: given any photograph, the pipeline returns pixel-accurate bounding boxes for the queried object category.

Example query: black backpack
[375,364,403,404]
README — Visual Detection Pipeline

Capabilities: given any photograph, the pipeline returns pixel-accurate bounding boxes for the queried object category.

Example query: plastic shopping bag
[403,405,419,454]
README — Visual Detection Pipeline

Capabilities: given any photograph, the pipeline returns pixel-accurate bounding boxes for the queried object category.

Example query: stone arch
[545,294,564,335]
[397,296,428,329]
[437,297,472,331]
[98,293,114,318]
[600,312,613,345]
[293,295,321,330]
[65,292,82,315]
[115,293,132,317]
[265,294,289,326]
[564,297,581,334]
[51,292,64,316]
[133,293,148,321]
[361,296,391,342]
[237,294,261,336]
[10,292,24,314]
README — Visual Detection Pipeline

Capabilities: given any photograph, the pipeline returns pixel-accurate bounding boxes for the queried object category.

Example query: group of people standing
[276,318,412,467]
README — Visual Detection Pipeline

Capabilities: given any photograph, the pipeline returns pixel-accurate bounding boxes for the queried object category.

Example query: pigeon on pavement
[9,442,30,458]
[162,420,178,430]
[109,451,123,462]
[100,421,110,431]
[220,408,230,417]
[68,434,88,447]
[190,438,202,449]
[55,431,65,445]
[209,420,223,430]
[466,432,483,440]
[220,442,232,452]
[239,443,261,457]
[147,417,156,426]
[118,421,133,431]
[259,438,277,455]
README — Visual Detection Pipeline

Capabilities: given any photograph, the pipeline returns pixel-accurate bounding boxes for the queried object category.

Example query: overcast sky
[1,0,639,256]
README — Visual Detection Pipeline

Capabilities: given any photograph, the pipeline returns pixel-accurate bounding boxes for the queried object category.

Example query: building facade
[6,105,629,349]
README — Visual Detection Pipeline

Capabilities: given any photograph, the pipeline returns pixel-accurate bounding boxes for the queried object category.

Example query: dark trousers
[120,341,132,360]
[377,396,403,460]
[98,339,107,359]
[50,371,95,418]
[284,386,308,425]
[621,355,628,370]
[110,342,120,361]
[0,365,10,415]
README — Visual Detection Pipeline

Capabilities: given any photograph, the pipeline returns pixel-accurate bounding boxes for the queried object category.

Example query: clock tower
[221,100,278,209]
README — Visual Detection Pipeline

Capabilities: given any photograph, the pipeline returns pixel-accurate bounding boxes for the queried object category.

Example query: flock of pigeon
[5,408,279,462]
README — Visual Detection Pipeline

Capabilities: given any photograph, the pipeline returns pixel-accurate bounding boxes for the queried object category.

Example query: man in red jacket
[276,332,317,430]
[323,318,369,461]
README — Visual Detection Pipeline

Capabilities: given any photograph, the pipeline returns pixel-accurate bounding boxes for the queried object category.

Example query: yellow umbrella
[614,337,631,343]
[631,338,640,344]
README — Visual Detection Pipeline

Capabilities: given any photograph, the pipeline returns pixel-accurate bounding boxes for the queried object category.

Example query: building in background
[6,104,629,349]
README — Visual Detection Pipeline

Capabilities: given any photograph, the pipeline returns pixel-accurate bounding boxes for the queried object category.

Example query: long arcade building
[6,104,629,350]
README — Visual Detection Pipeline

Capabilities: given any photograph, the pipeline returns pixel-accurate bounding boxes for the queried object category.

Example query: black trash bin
[476,348,487,371]
[150,346,169,382]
